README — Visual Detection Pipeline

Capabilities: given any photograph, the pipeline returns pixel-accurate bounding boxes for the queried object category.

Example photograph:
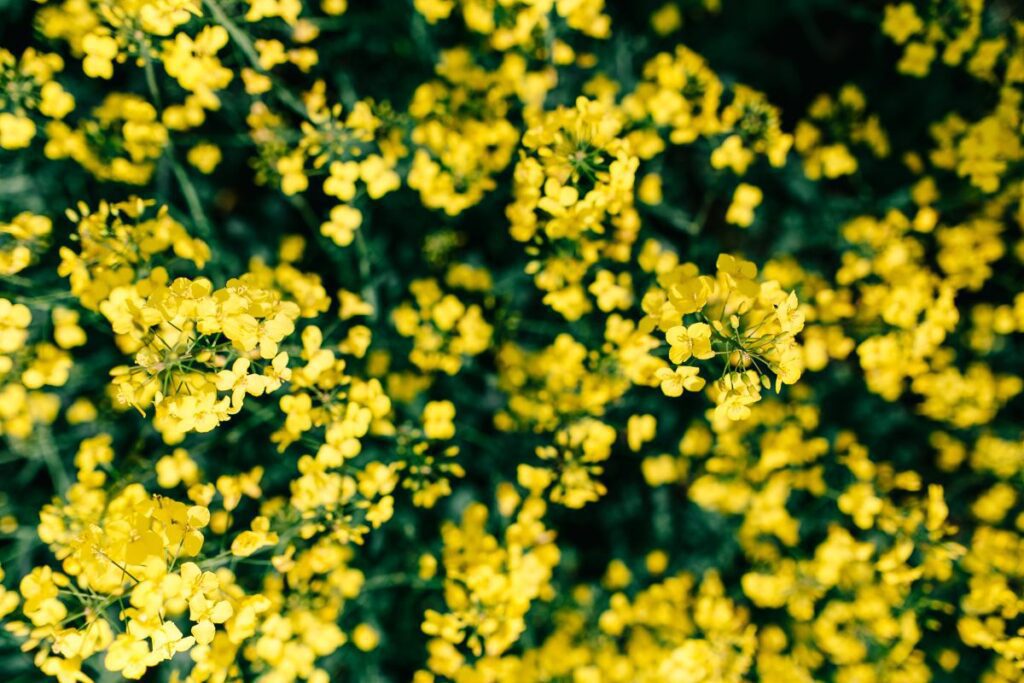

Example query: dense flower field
[1,0,1023,680]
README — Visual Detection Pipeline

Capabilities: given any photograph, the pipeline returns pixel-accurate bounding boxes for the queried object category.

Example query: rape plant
[0,0,1023,681]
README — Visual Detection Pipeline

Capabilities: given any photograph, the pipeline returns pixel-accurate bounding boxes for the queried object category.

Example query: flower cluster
[642,254,805,421]
[0,48,74,150]
[794,84,890,180]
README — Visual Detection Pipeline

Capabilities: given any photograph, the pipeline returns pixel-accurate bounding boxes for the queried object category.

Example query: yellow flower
[0,298,32,353]
[187,143,222,174]
[52,307,86,348]
[66,398,98,424]
[188,591,233,645]
[276,151,308,194]
[215,358,269,410]
[359,155,401,199]
[627,413,657,452]
[324,160,360,201]
[155,448,200,488]
[322,204,362,247]
[898,42,936,77]
[651,3,682,36]
[666,322,715,363]
[352,623,380,651]
[655,365,706,397]
[230,516,279,557]
[638,172,663,205]
[414,0,454,23]
[338,289,374,319]
[423,400,456,440]
[725,183,763,227]
[0,112,36,149]
[104,634,150,679]
[882,3,923,44]
[81,32,118,79]
[711,134,755,174]
[162,26,233,106]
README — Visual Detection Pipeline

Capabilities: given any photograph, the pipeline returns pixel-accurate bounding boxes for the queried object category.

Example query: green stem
[201,0,310,119]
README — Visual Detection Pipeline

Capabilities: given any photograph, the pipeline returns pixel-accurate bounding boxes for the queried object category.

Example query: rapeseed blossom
[1,0,1023,681]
